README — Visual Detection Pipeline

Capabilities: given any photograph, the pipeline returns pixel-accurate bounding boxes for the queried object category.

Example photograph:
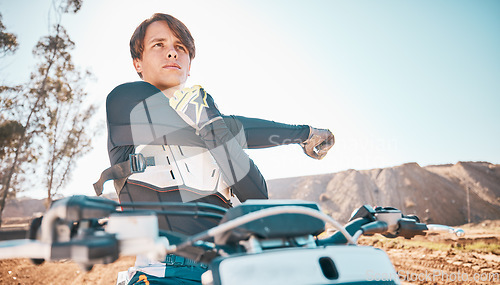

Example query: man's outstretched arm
[223,115,334,159]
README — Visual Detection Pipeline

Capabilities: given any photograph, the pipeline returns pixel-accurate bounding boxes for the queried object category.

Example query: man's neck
[158,84,185,99]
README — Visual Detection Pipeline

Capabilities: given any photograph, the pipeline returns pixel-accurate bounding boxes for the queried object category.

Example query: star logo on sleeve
[187,86,209,125]
[170,85,209,126]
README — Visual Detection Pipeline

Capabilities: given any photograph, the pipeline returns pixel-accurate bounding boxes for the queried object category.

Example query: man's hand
[301,127,335,160]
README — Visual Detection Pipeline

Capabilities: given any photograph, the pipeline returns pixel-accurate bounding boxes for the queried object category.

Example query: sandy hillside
[268,161,500,225]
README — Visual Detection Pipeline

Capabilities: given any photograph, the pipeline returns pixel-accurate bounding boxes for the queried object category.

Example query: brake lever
[426,224,465,237]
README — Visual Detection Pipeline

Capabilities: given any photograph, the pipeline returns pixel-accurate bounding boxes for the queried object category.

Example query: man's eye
[153,43,163,48]
[176,45,186,51]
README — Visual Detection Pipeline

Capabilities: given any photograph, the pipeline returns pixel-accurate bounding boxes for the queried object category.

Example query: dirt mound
[268,161,500,225]
[357,225,500,284]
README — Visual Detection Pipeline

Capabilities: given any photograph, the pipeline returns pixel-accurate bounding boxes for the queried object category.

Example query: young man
[99,13,334,285]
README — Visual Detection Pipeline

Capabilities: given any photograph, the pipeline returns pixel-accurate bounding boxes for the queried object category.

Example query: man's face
[133,21,191,92]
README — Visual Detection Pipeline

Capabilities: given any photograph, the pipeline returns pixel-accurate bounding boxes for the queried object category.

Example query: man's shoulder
[106,81,162,104]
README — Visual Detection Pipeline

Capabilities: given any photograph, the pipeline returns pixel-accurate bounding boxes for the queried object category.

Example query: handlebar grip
[56,195,118,221]
[50,233,119,270]
[317,217,371,246]
[397,219,428,239]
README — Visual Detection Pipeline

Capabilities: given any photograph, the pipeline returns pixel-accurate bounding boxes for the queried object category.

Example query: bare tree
[0,14,18,58]
[34,24,97,205]
[0,0,96,225]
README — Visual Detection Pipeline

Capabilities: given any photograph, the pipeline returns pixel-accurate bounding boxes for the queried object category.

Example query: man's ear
[133,58,142,74]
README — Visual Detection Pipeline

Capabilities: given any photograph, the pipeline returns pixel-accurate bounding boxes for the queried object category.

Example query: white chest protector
[128,144,236,203]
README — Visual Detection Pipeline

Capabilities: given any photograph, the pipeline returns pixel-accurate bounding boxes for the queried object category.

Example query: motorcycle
[0,195,464,284]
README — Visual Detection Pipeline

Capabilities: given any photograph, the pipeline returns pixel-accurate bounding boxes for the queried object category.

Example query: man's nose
[166,48,178,59]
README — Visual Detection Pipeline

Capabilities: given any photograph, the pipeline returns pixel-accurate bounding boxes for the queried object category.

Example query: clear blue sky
[1,0,499,199]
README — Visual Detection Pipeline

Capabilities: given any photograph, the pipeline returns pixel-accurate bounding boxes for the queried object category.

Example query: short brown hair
[130,13,195,76]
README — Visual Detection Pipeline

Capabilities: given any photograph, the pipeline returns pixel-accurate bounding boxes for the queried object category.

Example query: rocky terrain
[268,161,500,226]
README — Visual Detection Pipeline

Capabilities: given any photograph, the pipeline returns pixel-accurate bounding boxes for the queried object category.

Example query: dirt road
[0,221,498,284]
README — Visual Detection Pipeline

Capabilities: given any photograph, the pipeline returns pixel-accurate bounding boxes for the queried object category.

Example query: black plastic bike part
[0,227,28,241]
[349,205,377,222]
[119,201,228,221]
[119,201,228,214]
[214,200,325,245]
[51,195,118,221]
[360,221,388,235]
[176,202,327,258]
[397,218,428,239]
[28,216,45,265]
[121,210,224,220]
[319,256,339,280]
[317,217,371,246]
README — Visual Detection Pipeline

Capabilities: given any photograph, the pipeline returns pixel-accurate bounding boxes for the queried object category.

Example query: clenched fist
[300,127,335,160]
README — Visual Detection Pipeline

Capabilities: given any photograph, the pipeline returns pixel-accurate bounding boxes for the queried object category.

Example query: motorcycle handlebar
[0,199,466,269]
[426,224,465,237]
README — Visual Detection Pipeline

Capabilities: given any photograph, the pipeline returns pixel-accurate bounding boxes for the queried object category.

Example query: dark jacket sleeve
[222,115,310,149]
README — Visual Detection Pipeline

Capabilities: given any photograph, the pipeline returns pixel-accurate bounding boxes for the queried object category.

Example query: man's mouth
[162,63,181,69]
